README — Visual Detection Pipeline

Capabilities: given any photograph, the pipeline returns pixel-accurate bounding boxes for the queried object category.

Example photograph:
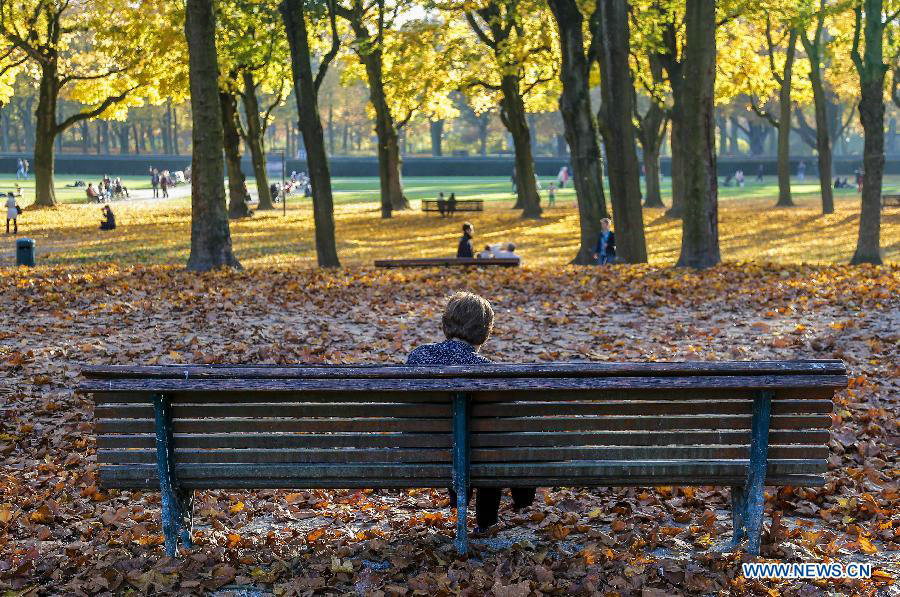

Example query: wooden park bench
[882,193,900,208]
[78,360,846,558]
[422,199,484,213]
[374,257,519,268]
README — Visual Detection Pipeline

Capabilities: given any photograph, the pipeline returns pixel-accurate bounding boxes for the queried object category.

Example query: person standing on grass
[406,292,536,533]
[592,218,616,265]
[557,165,569,188]
[6,192,18,235]
[150,167,159,198]
[23,159,29,178]
[797,160,806,182]
[15,159,24,180]
[548,182,556,207]
[457,222,475,258]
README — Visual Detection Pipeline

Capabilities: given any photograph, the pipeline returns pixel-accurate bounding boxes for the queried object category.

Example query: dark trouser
[6,218,16,234]
[161,186,168,198]
[152,185,158,198]
[450,487,537,529]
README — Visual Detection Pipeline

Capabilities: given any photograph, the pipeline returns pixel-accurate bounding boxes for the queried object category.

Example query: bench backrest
[79,361,846,491]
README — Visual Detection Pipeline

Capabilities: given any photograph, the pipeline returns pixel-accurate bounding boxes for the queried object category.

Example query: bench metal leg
[452,392,470,556]
[153,393,193,557]
[742,390,772,555]
[730,485,745,546]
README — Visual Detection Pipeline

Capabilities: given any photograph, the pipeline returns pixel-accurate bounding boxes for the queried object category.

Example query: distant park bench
[882,193,900,208]
[79,360,845,557]
[374,257,519,268]
[422,199,484,213]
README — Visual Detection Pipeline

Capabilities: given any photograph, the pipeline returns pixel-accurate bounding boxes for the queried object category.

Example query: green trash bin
[16,238,35,267]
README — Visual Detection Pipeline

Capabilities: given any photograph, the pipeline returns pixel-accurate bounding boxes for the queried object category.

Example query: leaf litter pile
[0,262,897,595]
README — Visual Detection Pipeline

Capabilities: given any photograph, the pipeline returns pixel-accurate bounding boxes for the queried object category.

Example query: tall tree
[849,0,891,264]
[280,0,341,267]
[220,88,252,219]
[592,0,648,263]
[632,53,669,209]
[547,0,609,262]
[185,0,241,271]
[0,0,172,206]
[676,0,720,268]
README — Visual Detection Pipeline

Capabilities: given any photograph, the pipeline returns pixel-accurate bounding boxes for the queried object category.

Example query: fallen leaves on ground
[0,262,897,595]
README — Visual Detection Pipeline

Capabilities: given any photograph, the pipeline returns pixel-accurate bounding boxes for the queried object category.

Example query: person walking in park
[457,222,475,258]
[6,192,19,234]
[99,206,116,230]
[23,159,29,178]
[447,193,457,217]
[406,292,536,532]
[437,192,446,217]
[548,182,556,207]
[15,159,24,180]
[592,218,616,265]
[557,165,569,188]
[797,160,806,181]
[150,168,160,198]
[735,169,744,188]
[160,171,170,198]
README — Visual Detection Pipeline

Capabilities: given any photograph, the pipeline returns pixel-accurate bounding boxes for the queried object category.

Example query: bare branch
[314,0,341,93]
[55,86,136,134]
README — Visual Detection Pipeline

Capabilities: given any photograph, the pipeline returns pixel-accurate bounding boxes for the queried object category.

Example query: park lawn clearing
[2,187,898,267]
[0,262,897,594]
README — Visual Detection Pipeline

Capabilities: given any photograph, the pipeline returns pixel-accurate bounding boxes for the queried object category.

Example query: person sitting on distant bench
[99,205,116,230]
[457,222,474,258]
[446,192,457,217]
[86,183,102,203]
[491,242,518,259]
[477,244,494,259]
[437,192,447,217]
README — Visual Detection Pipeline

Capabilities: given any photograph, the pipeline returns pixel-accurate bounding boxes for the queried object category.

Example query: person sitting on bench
[477,244,494,259]
[406,292,536,531]
[86,183,102,203]
[457,222,475,258]
[99,205,116,230]
[437,192,447,217]
[446,193,457,217]
[491,242,518,259]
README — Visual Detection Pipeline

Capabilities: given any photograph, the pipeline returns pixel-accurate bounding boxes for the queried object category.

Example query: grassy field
[1,175,898,267]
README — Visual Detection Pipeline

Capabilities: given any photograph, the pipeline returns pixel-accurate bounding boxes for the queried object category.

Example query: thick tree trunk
[676,0,720,269]
[117,123,130,154]
[430,119,443,156]
[728,116,739,154]
[773,29,797,207]
[240,71,274,211]
[280,0,341,267]
[643,145,663,207]
[802,36,834,214]
[33,64,59,207]
[595,0,647,263]
[500,75,542,218]
[667,104,685,217]
[220,91,252,219]
[548,0,607,262]
[185,0,241,271]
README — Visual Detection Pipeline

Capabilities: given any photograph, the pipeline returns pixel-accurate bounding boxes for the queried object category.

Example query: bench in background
[882,193,900,208]
[374,257,519,267]
[422,199,484,212]
[78,360,846,557]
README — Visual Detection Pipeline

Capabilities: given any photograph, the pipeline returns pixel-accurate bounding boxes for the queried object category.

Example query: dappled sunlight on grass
[1,177,897,267]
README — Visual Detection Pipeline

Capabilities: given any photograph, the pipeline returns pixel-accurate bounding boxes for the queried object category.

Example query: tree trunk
[240,71,274,210]
[774,29,798,207]
[185,0,241,271]
[117,122,130,154]
[643,144,663,207]
[851,0,885,265]
[595,0,647,263]
[478,114,489,156]
[548,0,607,261]
[357,47,407,217]
[81,121,90,154]
[667,103,685,217]
[221,90,252,219]
[33,63,59,207]
[801,38,834,214]
[1,106,9,152]
[173,103,180,155]
[280,0,341,267]
[728,116,739,154]
[500,75,542,218]
[430,119,444,156]
[676,0,719,269]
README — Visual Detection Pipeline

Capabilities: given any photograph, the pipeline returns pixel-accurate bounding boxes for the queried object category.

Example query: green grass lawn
[0,172,884,206]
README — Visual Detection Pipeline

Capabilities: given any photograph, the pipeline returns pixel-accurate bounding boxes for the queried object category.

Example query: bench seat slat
[80,360,847,380]
[97,445,828,465]
[97,418,452,434]
[96,429,831,450]
[94,399,833,419]
[78,374,849,395]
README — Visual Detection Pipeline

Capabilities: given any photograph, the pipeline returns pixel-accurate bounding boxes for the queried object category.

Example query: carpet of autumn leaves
[0,262,897,596]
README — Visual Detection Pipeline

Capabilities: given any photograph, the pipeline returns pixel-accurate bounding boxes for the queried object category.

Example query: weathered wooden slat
[470,460,826,477]
[99,474,825,490]
[97,445,828,465]
[469,415,831,433]
[78,374,849,396]
[79,360,847,381]
[97,429,831,450]
[471,388,837,402]
[103,463,452,481]
[95,402,452,420]
[90,391,452,405]
[98,433,454,450]
[472,400,833,416]
[374,257,520,268]
[97,418,452,434]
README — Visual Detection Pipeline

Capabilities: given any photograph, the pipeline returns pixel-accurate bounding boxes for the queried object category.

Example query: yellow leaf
[229,501,244,514]
[858,537,878,555]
